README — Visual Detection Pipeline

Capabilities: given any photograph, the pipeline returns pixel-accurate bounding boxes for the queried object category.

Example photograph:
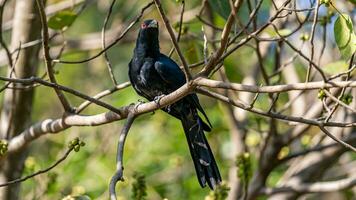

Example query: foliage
[205,182,230,200]
[0,140,7,156]
[236,153,252,185]
[334,14,356,59]
[131,172,147,200]
[48,10,77,30]
[0,0,354,199]
[207,0,230,20]
[323,60,348,75]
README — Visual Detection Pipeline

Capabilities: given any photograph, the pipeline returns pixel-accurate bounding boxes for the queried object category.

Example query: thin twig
[53,1,154,64]
[76,82,131,113]
[318,125,356,152]
[305,1,320,82]
[168,0,185,57]
[36,0,72,112]
[154,0,192,81]
[102,0,118,85]
[0,76,122,114]
[0,146,74,187]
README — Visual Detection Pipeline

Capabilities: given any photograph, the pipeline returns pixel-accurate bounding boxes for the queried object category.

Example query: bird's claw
[154,94,165,106]
[134,99,146,110]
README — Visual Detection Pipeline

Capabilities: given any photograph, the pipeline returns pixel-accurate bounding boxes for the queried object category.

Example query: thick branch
[196,78,356,93]
[261,175,356,195]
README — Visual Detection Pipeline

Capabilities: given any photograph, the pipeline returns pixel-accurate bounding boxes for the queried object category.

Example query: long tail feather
[181,112,221,189]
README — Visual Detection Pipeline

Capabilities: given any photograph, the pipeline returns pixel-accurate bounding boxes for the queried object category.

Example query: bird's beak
[148,20,158,28]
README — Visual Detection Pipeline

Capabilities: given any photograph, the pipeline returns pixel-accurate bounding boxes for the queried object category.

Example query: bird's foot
[134,99,146,110]
[154,94,165,107]
[138,99,146,104]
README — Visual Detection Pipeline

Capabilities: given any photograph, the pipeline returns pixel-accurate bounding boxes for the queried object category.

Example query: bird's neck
[134,33,160,59]
[135,43,160,59]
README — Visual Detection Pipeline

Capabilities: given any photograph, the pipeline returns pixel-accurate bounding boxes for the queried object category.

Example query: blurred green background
[1,0,352,199]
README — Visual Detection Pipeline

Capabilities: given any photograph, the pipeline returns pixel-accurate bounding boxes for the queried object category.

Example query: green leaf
[323,60,348,75]
[349,0,356,5]
[208,0,231,20]
[334,14,356,59]
[264,27,292,37]
[48,11,77,30]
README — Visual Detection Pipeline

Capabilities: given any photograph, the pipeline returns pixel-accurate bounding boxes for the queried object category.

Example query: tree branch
[109,112,136,200]
[35,0,72,112]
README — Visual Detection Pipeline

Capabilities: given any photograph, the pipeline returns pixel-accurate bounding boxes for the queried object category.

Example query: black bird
[128,19,221,189]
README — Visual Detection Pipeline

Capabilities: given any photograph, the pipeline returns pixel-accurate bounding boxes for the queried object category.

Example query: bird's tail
[181,112,221,189]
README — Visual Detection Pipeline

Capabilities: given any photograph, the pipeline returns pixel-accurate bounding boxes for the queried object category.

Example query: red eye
[141,23,147,29]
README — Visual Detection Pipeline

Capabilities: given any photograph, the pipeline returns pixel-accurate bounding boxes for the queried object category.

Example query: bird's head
[136,19,160,55]
[140,19,158,30]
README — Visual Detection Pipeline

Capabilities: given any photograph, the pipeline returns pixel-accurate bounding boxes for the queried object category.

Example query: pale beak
[148,20,158,28]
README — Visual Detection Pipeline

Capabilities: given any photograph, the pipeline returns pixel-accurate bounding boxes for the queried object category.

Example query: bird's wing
[154,54,186,89]
[129,59,154,100]
[154,55,212,130]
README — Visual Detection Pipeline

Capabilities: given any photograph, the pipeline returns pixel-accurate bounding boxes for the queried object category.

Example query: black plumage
[128,19,221,189]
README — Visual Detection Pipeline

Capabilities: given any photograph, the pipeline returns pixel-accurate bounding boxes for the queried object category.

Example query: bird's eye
[141,23,147,29]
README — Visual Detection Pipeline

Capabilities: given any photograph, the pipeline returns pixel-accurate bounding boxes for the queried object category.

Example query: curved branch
[0,146,74,187]
[109,112,136,200]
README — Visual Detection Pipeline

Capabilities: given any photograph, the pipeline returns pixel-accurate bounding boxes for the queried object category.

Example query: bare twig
[305,2,320,82]
[53,1,154,64]
[76,82,131,113]
[102,0,118,85]
[0,146,74,187]
[0,76,122,114]
[154,0,192,81]
[200,0,244,76]
[168,0,185,57]
[318,125,356,152]
[36,0,72,112]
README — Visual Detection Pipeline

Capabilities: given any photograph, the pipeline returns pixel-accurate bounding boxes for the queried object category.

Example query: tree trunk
[0,0,41,199]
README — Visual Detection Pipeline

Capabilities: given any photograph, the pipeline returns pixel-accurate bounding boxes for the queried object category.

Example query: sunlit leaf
[334,14,356,59]
[263,27,292,37]
[208,0,231,20]
[323,60,348,75]
[48,10,77,30]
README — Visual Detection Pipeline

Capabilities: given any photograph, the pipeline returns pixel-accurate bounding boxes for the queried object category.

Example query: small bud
[321,0,331,7]
[68,143,74,149]
[74,146,80,152]
[79,141,85,147]
[0,140,8,156]
[300,33,309,41]
[341,93,353,105]
[318,90,326,99]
